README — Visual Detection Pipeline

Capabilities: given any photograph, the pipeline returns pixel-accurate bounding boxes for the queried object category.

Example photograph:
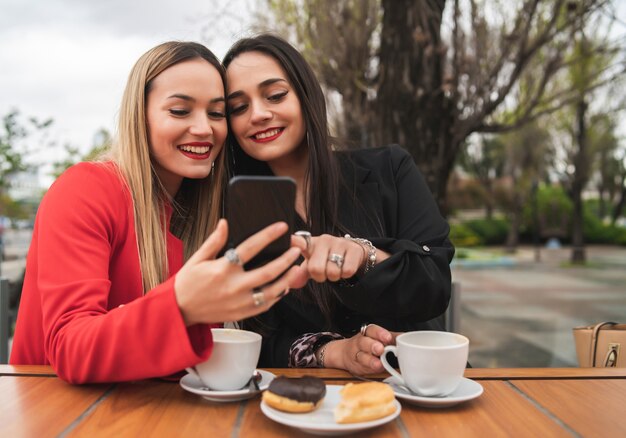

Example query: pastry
[334,382,396,424]
[262,375,326,413]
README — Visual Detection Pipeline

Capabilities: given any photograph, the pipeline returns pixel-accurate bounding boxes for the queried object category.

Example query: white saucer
[261,384,401,436]
[383,376,483,408]
[180,369,275,402]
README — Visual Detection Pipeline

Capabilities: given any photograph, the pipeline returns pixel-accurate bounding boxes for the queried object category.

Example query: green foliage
[51,128,111,177]
[458,136,507,180]
[523,185,573,238]
[451,185,626,247]
[464,218,510,245]
[582,207,626,245]
[0,194,28,220]
[0,109,52,192]
[537,185,573,213]
[449,223,483,247]
[0,109,53,220]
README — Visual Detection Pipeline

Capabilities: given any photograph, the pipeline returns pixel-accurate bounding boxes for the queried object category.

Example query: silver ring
[252,290,265,307]
[360,323,369,337]
[295,230,312,251]
[225,248,242,266]
[327,253,344,268]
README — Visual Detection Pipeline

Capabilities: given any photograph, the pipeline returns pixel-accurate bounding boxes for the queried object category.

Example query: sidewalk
[452,245,626,367]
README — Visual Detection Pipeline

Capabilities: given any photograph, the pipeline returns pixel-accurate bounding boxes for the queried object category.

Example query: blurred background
[1,0,625,367]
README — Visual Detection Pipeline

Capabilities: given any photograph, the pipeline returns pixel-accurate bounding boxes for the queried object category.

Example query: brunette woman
[223,34,454,375]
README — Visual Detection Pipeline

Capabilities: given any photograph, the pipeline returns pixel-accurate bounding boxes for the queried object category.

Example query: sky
[0,0,257,183]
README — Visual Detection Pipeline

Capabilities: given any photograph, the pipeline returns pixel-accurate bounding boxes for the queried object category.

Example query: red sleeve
[37,163,214,383]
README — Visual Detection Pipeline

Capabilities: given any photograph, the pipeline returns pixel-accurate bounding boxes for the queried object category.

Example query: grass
[455,247,514,260]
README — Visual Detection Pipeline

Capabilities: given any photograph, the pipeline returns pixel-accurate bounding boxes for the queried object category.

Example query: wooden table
[1,365,625,437]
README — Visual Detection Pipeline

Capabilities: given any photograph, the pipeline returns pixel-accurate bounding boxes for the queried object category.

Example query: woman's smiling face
[146,57,227,196]
[226,51,306,165]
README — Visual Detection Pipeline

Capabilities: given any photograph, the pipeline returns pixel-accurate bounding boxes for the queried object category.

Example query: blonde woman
[10,41,301,383]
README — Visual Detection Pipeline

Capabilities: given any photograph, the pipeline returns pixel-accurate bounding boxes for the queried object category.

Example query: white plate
[383,376,483,408]
[180,369,275,402]
[260,384,401,436]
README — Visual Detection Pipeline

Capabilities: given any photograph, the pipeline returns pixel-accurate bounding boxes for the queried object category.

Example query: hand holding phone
[226,176,296,270]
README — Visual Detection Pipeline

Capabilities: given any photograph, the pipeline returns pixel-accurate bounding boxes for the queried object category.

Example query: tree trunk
[377,0,456,215]
[341,86,371,147]
[505,191,522,253]
[485,179,494,220]
[485,202,494,220]
[598,189,606,220]
[598,148,607,219]
[571,98,588,264]
[612,183,626,225]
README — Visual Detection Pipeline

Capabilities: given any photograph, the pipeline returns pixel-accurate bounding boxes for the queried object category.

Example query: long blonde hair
[111,41,226,292]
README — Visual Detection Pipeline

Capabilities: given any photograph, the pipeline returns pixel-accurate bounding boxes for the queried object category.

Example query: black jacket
[254,145,454,367]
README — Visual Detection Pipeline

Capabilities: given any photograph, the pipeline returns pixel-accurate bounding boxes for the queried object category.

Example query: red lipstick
[250,127,284,143]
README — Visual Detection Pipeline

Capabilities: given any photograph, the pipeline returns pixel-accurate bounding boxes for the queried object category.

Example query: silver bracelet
[344,234,377,274]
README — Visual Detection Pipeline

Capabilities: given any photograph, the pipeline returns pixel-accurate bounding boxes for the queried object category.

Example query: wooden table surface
[1,365,625,437]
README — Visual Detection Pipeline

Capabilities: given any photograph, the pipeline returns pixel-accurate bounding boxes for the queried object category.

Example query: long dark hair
[223,34,341,329]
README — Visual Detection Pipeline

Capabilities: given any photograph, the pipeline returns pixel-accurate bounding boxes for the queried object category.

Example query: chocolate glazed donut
[263,376,327,413]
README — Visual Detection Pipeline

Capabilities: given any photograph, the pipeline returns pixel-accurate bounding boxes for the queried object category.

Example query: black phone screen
[226,176,296,270]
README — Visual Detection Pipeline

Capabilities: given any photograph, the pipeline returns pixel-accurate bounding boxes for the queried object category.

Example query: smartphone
[226,176,296,270]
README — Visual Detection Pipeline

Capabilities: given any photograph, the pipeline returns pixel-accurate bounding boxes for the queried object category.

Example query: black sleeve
[333,145,454,321]
[248,303,310,368]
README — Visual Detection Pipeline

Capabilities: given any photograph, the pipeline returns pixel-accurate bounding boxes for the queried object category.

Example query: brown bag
[573,322,626,367]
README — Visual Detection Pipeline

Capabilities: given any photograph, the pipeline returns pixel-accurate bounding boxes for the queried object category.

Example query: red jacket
[11,162,216,383]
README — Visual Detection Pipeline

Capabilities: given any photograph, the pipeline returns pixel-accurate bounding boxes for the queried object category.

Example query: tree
[610,155,626,224]
[500,122,553,251]
[51,128,112,178]
[457,135,507,219]
[588,114,621,220]
[547,6,625,263]
[0,109,52,216]
[260,0,624,215]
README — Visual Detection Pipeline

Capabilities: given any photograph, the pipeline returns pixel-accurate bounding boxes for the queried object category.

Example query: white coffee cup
[186,328,262,391]
[381,331,469,397]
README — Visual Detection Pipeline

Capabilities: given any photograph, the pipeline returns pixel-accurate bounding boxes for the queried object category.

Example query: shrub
[522,185,572,239]
[449,223,483,247]
[583,210,626,245]
[464,218,509,245]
